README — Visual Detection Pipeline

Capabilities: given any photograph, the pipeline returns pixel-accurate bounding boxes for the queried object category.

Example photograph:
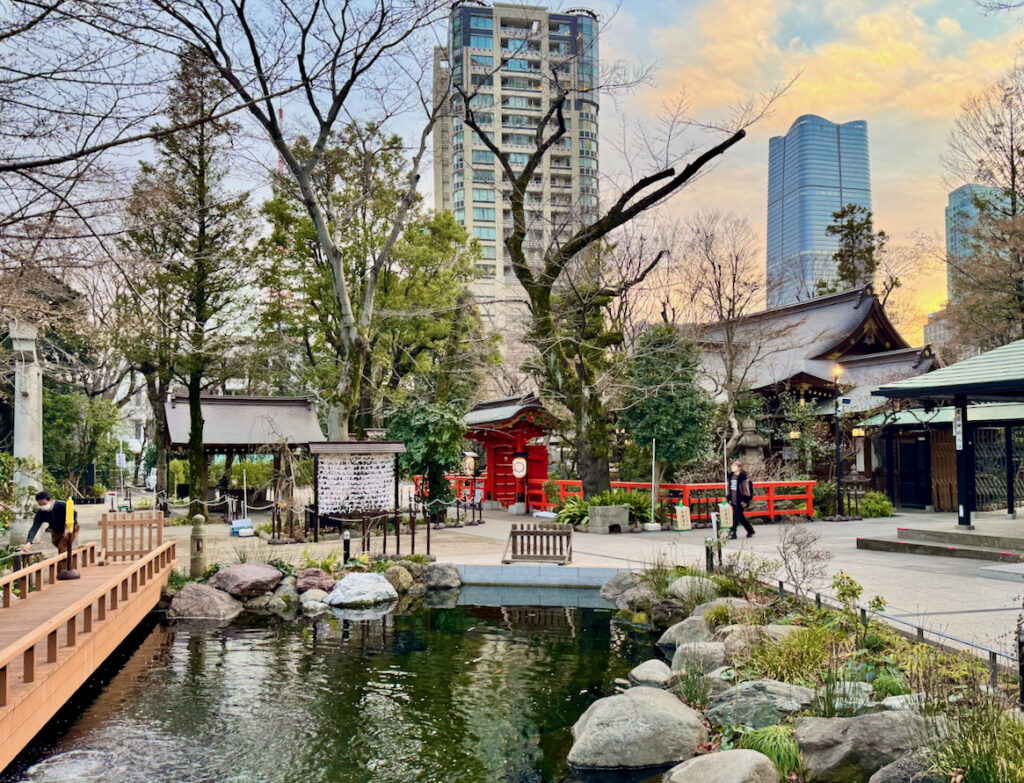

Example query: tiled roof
[165,395,326,449]
[877,339,1024,402]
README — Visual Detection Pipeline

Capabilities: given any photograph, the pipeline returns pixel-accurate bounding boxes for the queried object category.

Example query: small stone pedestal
[508,502,527,515]
[589,505,629,534]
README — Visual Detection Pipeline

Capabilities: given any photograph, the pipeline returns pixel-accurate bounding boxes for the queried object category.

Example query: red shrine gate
[464,395,556,508]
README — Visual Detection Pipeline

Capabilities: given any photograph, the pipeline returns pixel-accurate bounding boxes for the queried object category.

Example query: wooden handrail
[100,511,165,561]
[0,543,98,609]
[0,540,176,700]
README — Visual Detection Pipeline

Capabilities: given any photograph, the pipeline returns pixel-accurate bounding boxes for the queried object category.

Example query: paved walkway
[22,504,1022,657]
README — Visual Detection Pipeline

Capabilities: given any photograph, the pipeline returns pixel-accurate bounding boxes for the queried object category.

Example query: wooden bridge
[0,513,176,772]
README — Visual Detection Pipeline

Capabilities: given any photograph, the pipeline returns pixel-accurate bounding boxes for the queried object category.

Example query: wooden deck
[0,534,176,772]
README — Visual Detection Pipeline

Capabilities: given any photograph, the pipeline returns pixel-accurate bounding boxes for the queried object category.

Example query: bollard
[190,513,206,578]
[343,531,351,563]
[815,592,822,610]
[704,538,715,573]
[859,607,868,627]
[989,651,998,693]
[778,580,784,600]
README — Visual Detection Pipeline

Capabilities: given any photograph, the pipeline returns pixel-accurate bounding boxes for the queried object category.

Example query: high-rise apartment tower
[945,183,1003,303]
[766,115,871,308]
[433,2,599,388]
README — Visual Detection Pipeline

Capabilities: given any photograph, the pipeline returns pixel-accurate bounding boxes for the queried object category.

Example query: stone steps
[856,536,1024,562]
[896,526,1024,551]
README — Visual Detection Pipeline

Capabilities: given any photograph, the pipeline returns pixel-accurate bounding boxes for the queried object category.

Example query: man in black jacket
[728,460,755,539]
[21,491,78,553]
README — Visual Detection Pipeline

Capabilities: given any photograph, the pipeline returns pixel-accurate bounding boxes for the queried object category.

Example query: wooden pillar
[884,428,896,503]
[954,394,973,529]
[1007,425,1017,520]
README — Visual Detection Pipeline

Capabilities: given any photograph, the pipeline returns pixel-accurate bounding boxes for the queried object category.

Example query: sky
[585,0,1021,338]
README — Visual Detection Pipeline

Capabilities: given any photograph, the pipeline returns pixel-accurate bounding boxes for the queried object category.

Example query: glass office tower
[766,115,871,307]
[945,184,1003,303]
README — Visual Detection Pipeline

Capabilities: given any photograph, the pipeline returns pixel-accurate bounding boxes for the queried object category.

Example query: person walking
[21,491,78,553]
[728,460,755,539]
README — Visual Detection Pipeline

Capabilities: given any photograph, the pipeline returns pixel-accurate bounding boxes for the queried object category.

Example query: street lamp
[834,365,843,516]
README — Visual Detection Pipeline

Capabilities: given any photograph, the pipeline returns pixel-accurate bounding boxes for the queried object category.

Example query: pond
[3,600,665,783]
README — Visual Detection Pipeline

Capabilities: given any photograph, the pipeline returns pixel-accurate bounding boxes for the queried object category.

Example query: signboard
[511,456,528,480]
[954,407,963,450]
[115,452,127,468]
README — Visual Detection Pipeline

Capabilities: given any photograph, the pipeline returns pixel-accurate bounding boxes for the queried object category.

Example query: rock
[323,573,399,606]
[763,624,802,643]
[665,575,717,603]
[649,599,690,629]
[599,570,640,600]
[425,563,461,590]
[566,686,708,770]
[658,616,712,650]
[819,680,877,714]
[407,582,427,597]
[295,568,336,593]
[274,581,299,604]
[281,575,296,586]
[706,680,816,729]
[615,585,655,612]
[168,583,243,620]
[867,750,942,783]
[299,588,328,604]
[424,588,459,608]
[691,597,752,618]
[243,594,286,613]
[713,624,765,659]
[399,560,426,580]
[207,563,283,598]
[671,642,727,674]
[881,693,925,711]
[301,600,330,616]
[703,666,739,698]
[795,711,929,783]
[384,565,413,593]
[664,749,779,783]
[627,659,672,688]
[331,602,397,622]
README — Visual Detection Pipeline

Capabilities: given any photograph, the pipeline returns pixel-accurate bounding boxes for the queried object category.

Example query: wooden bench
[502,522,572,565]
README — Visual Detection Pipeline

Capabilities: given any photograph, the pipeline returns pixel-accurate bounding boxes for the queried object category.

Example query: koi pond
[3,597,663,783]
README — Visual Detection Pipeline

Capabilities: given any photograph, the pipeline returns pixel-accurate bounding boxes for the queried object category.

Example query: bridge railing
[1,543,98,609]
[0,539,176,708]
[100,511,165,561]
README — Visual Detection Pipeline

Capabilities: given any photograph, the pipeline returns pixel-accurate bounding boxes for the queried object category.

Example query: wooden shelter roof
[877,338,1024,403]
[165,394,326,451]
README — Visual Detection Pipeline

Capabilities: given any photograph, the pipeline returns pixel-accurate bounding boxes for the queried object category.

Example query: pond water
[3,601,666,783]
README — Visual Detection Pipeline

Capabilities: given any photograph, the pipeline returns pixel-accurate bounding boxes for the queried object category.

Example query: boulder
[706,680,816,729]
[331,602,397,622]
[295,568,336,593]
[658,616,712,650]
[627,659,671,689]
[281,575,296,586]
[274,581,299,604]
[867,750,942,783]
[207,563,283,598]
[691,597,752,618]
[615,585,655,612]
[243,593,287,613]
[649,599,690,629]
[299,588,328,604]
[323,573,399,606]
[763,624,802,643]
[665,575,717,603]
[881,693,925,711]
[664,749,779,783]
[599,570,640,600]
[671,642,727,674]
[301,600,330,616]
[384,565,413,593]
[819,680,877,714]
[399,560,426,581]
[425,562,461,590]
[168,583,243,620]
[713,624,765,659]
[566,686,708,770]
[703,666,739,698]
[795,712,929,783]
[424,588,459,608]
[407,582,427,598]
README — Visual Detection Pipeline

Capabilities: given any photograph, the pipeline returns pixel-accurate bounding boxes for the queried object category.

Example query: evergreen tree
[817,204,888,295]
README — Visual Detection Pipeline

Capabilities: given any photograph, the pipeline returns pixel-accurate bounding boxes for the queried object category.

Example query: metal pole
[343,530,351,562]
[705,538,714,573]
[651,437,656,528]
[954,394,973,528]
[835,379,843,516]
[1006,425,1016,520]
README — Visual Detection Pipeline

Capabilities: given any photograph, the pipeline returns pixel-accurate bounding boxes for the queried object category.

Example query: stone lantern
[737,418,768,472]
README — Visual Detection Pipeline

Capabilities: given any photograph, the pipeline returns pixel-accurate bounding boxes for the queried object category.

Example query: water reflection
[4,605,665,783]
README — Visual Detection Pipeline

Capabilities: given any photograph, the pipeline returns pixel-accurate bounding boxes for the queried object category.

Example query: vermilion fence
[418,475,816,523]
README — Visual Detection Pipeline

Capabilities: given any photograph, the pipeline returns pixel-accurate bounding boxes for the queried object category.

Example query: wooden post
[1006,425,1016,520]
[954,394,973,528]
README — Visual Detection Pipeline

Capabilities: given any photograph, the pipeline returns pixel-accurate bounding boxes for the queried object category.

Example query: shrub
[710,574,744,598]
[167,569,191,590]
[673,654,712,709]
[268,558,294,577]
[586,488,667,527]
[812,480,836,517]
[872,669,911,699]
[859,490,894,518]
[637,557,704,598]
[737,625,842,687]
[401,553,432,565]
[930,698,1024,783]
[704,604,731,629]
[556,496,589,527]
[737,724,802,781]
[370,559,397,574]
[198,563,225,583]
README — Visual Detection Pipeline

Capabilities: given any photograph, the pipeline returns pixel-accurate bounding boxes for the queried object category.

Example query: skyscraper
[766,115,871,308]
[433,2,599,388]
[945,183,1002,303]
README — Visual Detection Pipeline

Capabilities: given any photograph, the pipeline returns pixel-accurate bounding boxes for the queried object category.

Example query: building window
[470,34,493,49]
[473,188,495,202]
[480,245,496,259]
[508,152,530,166]
[476,263,496,278]
[471,73,492,86]
[553,22,572,35]
[470,94,493,108]
[473,207,496,221]
[474,226,496,240]
[471,54,493,67]
[469,15,493,30]
[454,208,465,224]
[472,149,494,164]
[473,169,495,183]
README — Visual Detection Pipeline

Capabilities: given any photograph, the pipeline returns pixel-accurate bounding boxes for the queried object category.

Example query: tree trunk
[187,375,206,514]
[145,372,169,496]
[576,392,612,498]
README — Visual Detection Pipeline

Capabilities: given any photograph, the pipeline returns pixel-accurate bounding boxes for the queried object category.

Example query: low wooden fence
[1,543,98,609]
[100,510,165,561]
[502,522,572,565]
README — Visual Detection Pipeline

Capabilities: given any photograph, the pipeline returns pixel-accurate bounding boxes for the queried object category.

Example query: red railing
[412,475,485,502]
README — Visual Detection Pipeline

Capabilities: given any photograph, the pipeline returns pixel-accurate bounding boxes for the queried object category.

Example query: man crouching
[21,491,78,553]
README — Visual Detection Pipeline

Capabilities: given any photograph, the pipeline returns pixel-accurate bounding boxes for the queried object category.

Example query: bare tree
[777,521,832,600]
